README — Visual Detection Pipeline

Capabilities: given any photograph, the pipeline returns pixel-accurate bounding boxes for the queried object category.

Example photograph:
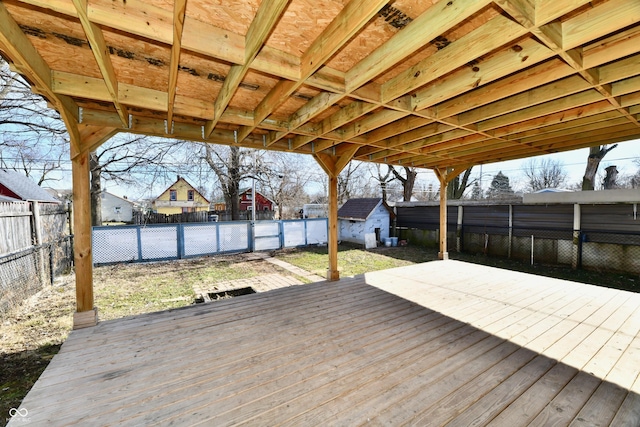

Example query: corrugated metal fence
[93,218,328,265]
[397,202,640,274]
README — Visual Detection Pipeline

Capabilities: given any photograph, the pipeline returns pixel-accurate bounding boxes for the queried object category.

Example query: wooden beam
[0,2,79,125]
[72,0,128,128]
[434,58,573,119]
[458,75,592,126]
[413,38,555,112]
[562,0,640,51]
[77,124,119,154]
[381,14,527,103]
[477,89,604,131]
[346,0,493,92]
[204,0,290,137]
[237,0,388,142]
[166,0,187,129]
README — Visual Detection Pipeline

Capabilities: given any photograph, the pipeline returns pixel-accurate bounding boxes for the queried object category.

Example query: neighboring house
[337,198,392,245]
[214,188,275,212]
[152,176,210,214]
[101,192,134,222]
[0,169,60,203]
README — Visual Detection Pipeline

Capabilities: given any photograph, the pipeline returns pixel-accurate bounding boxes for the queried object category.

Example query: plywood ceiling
[1,0,639,170]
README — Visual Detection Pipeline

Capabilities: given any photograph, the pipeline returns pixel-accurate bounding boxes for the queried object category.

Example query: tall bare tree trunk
[89,151,102,226]
[447,167,473,199]
[603,165,619,189]
[228,146,241,220]
[391,166,417,201]
[582,144,617,190]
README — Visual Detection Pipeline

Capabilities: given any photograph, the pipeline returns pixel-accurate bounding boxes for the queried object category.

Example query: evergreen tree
[486,171,514,198]
[470,181,483,199]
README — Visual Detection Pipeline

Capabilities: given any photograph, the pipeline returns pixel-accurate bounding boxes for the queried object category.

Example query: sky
[44,137,640,201]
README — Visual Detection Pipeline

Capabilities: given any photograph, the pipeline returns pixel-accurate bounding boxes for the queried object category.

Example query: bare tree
[391,166,418,201]
[523,158,568,192]
[602,165,619,189]
[337,161,365,204]
[370,164,395,202]
[1,58,68,185]
[446,167,475,199]
[582,144,617,190]
[90,135,185,225]
[200,144,257,220]
[258,152,311,219]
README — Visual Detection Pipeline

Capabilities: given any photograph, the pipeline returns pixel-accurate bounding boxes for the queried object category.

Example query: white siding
[101,192,134,222]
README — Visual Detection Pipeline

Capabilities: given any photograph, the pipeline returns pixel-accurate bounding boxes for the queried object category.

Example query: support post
[438,176,449,260]
[327,173,339,280]
[72,151,97,329]
[314,145,359,281]
[434,165,470,261]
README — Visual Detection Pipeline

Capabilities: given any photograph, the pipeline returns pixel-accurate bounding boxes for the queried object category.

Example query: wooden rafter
[0,0,638,170]
[71,0,128,128]
[166,0,187,129]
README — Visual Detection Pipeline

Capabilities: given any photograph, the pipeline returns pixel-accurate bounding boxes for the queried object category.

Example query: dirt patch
[1,275,74,422]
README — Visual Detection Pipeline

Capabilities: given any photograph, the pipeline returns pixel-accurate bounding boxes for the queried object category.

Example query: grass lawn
[275,243,439,277]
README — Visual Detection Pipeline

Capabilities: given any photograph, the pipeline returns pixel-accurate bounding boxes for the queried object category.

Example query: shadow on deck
[8,261,640,426]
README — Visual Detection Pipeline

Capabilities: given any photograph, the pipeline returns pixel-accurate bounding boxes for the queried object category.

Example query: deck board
[9,260,640,426]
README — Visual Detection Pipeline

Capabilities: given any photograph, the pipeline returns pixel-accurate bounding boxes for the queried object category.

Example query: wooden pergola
[0,0,639,328]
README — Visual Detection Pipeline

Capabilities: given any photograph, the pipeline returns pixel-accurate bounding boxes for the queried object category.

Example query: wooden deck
[10,261,640,426]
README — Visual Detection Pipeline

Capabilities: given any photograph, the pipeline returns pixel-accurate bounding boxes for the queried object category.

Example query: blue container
[390,237,398,247]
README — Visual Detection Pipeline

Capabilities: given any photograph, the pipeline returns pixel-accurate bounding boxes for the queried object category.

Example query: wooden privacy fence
[0,201,73,317]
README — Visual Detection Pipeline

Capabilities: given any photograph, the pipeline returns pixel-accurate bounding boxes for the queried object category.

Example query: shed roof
[0,1,639,170]
[338,198,383,221]
[0,169,60,203]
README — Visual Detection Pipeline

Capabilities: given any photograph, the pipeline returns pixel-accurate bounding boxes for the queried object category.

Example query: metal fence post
[136,227,143,261]
[177,225,184,259]
[216,223,221,253]
[49,243,55,286]
[572,203,581,270]
[279,221,285,249]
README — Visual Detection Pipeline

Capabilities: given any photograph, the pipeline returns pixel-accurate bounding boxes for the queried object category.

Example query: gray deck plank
[9,260,640,427]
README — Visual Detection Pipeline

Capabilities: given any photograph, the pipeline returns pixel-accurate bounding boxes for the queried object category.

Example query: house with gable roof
[152,176,210,215]
[337,198,393,245]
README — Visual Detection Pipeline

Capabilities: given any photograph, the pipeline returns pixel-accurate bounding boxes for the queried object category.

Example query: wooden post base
[438,252,449,260]
[327,269,340,281]
[73,308,98,329]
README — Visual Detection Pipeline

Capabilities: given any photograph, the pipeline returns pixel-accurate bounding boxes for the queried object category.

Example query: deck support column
[434,166,468,261]
[314,146,359,281]
[70,125,118,329]
[72,151,96,328]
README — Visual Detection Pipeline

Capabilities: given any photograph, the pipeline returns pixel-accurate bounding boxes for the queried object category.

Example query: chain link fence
[0,236,73,317]
[400,224,640,275]
[93,218,328,266]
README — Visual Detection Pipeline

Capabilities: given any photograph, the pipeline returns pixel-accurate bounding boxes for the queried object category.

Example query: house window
[187,190,194,201]
[169,190,177,201]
